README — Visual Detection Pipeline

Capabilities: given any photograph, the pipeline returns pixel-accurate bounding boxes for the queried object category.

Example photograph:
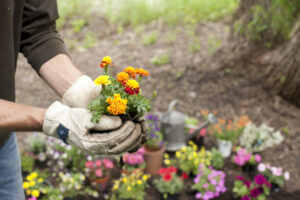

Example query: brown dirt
[15,18,300,199]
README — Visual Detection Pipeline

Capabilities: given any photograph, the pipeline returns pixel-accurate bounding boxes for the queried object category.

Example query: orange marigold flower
[100,56,112,68]
[124,67,136,78]
[136,68,149,76]
[117,72,129,85]
[106,94,127,116]
[201,109,209,116]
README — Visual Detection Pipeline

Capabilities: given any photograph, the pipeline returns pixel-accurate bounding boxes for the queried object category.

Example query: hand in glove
[43,101,143,155]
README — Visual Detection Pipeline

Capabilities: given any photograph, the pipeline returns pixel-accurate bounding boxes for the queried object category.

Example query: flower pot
[217,139,232,158]
[144,145,165,175]
[91,173,110,191]
[242,164,257,178]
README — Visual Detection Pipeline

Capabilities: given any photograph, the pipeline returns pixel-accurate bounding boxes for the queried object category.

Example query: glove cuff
[43,101,70,138]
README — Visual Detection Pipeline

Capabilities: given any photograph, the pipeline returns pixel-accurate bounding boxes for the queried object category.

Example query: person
[0,1,147,199]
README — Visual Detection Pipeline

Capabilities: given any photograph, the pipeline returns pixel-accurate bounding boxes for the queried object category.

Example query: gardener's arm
[0,99,45,132]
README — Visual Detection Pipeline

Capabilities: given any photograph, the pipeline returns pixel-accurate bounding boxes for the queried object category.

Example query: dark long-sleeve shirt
[0,0,68,147]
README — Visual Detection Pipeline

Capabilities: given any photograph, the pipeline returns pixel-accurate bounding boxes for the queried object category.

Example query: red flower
[124,87,139,95]
[168,166,177,174]
[163,173,172,182]
[158,168,167,175]
[100,61,107,68]
[181,172,188,180]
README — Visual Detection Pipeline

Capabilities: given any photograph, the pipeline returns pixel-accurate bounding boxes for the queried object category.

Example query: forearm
[39,54,82,97]
[0,99,45,132]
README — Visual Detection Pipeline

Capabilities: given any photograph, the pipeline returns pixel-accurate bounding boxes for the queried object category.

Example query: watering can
[160,100,217,151]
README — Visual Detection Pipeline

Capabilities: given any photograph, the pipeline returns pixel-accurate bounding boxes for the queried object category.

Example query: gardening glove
[128,117,149,153]
[62,75,101,108]
[43,101,143,155]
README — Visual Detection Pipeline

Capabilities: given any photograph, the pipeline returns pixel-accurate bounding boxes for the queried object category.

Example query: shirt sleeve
[20,0,68,74]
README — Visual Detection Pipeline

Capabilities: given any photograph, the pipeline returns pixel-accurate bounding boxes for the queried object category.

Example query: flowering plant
[153,166,183,199]
[57,172,97,199]
[257,163,290,188]
[23,172,46,199]
[233,148,262,167]
[210,148,225,170]
[192,164,226,200]
[89,56,156,122]
[168,142,212,175]
[209,116,250,141]
[122,148,146,172]
[144,114,164,150]
[85,158,114,180]
[233,175,271,200]
[239,123,284,152]
[109,170,150,200]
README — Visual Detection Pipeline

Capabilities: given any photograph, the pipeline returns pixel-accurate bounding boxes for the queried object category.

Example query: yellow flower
[193,152,198,158]
[113,184,119,190]
[127,186,132,191]
[164,153,169,158]
[135,68,149,76]
[38,178,44,183]
[26,190,31,195]
[194,160,199,165]
[175,152,181,158]
[29,181,36,187]
[137,180,142,185]
[32,190,40,198]
[26,175,33,181]
[116,72,129,85]
[164,159,170,165]
[94,75,111,86]
[106,94,127,115]
[126,79,139,89]
[124,67,136,78]
[206,160,211,166]
[23,182,30,189]
[100,56,112,68]
[181,146,187,152]
[31,172,38,179]
[142,175,148,181]
[76,185,82,190]
[122,178,127,183]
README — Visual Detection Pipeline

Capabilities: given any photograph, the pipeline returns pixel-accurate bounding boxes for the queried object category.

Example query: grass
[142,31,159,45]
[151,54,170,66]
[104,0,239,27]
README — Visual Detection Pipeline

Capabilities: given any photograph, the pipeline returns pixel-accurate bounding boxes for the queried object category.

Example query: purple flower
[241,195,251,200]
[195,192,202,199]
[243,180,251,188]
[254,174,267,185]
[150,133,156,138]
[250,188,262,198]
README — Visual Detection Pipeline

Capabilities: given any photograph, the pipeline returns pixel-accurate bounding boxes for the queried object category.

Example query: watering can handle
[168,100,178,112]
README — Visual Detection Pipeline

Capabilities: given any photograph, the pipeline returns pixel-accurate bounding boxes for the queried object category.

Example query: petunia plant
[88,56,156,122]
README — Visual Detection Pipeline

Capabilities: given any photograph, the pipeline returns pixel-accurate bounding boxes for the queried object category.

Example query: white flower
[258,163,266,172]
[62,153,67,159]
[284,172,290,180]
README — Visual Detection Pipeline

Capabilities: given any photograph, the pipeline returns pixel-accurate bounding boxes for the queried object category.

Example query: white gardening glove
[43,101,143,155]
[62,75,101,108]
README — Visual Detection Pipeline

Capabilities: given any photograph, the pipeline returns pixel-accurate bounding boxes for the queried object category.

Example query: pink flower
[258,163,266,172]
[254,174,267,185]
[284,172,290,180]
[254,154,262,163]
[199,128,207,137]
[189,128,195,134]
[95,160,102,167]
[95,169,103,177]
[28,197,37,200]
[128,155,138,165]
[85,161,94,169]
[135,154,144,164]
[103,158,114,169]
[123,154,129,163]
[272,167,283,176]
[137,147,145,155]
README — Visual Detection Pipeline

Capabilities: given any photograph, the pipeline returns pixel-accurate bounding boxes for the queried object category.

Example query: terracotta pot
[144,145,165,175]
[91,173,110,191]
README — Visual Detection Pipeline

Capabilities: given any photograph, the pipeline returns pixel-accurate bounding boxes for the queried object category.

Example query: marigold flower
[136,68,149,76]
[106,94,127,116]
[32,190,40,198]
[100,56,112,68]
[117,71,129,84]
[127,186,132,191]
[125,79,140,95]
[124,66,136,78]
[94,75,111,85]
[26,190,31,195]
[142,175,148,181]
[137,180,142,185]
